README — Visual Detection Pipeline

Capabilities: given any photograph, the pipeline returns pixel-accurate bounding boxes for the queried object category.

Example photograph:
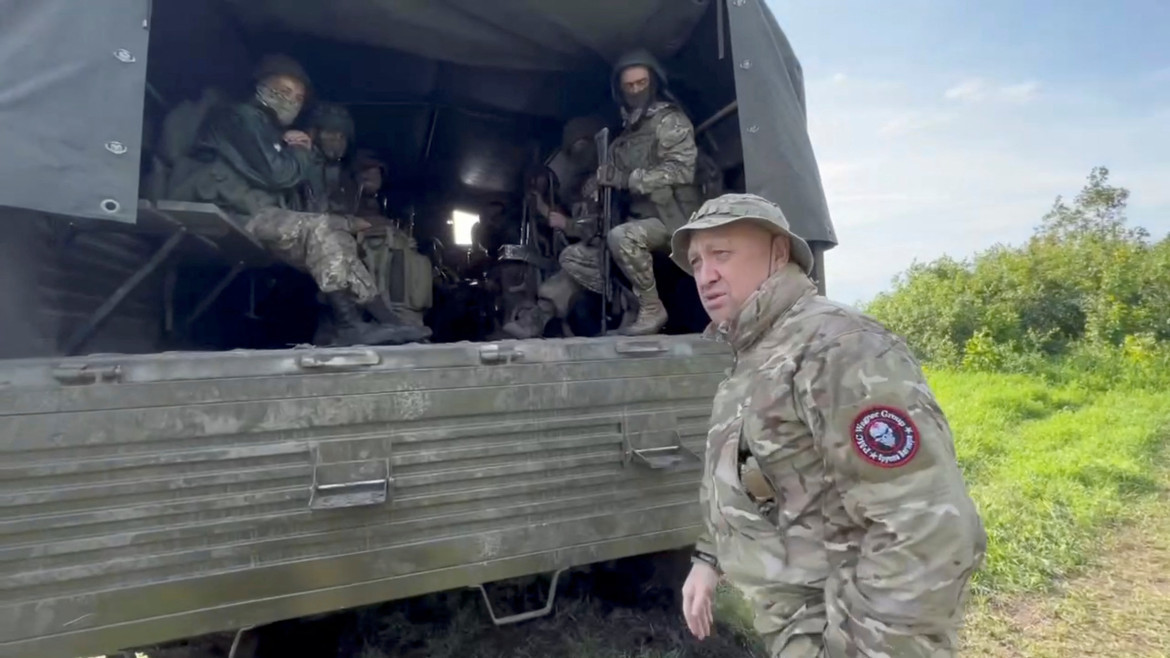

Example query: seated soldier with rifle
[166,54,429,347]
[592,49,704,336]
[503,116,609,339]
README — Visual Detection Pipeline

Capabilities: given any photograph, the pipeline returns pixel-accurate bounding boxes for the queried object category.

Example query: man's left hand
[596,164,626,189]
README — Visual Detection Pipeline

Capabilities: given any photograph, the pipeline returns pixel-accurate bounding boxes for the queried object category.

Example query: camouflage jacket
[300,152,360,215]
[612,102,700,232]
[696,263,987,656]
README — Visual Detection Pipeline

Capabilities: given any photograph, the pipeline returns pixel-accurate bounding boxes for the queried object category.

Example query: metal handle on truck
[296,350,381,369]
[308,458,393,510]
[626,432,703,471]
[309,475,391,510]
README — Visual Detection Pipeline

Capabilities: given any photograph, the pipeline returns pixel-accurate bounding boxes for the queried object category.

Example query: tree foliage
[865,166,1170,377]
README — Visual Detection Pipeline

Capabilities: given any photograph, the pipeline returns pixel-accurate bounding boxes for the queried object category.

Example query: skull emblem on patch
[851,406,919,468]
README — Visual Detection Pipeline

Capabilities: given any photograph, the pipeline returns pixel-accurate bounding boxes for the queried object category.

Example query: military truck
[0,1,837,656]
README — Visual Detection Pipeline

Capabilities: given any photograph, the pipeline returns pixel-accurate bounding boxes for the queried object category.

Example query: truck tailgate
[0,335,729,658]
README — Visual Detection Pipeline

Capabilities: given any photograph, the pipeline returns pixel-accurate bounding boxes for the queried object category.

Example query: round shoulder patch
[851,406,919,468]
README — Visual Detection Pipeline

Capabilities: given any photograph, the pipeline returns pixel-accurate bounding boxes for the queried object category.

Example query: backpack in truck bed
[142,87,228,200]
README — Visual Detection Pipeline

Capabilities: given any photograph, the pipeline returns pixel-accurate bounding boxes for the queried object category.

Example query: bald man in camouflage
[672,193,987,657]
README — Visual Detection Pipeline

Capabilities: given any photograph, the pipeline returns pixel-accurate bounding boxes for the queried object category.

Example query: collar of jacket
[621,100,671,128]
[703,262,817,354]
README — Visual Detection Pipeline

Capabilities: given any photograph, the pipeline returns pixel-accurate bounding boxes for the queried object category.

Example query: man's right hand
[547,211,568,231]
[282,130,313,149]
[682,561,719,641]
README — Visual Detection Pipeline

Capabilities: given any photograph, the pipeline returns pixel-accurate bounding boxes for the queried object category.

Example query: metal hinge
[52,363,123,385]
[479,344,522,364]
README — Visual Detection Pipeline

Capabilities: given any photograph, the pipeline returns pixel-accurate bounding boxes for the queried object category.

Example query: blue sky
[765,0,1170,306]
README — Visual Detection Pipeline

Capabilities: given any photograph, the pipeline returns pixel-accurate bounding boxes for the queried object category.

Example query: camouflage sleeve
[694,474,717,560]
[628,109,697,195]
[794,329,986,656]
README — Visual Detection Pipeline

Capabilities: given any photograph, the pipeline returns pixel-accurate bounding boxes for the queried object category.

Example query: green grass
[928,366,1170,596]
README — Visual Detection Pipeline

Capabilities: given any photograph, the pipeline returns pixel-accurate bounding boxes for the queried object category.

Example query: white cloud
[944,78,1040,103]
[944,78,987,101]
[831,72,849,84]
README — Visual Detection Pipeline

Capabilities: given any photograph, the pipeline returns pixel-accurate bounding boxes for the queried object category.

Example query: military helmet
[307,102,355,142]
[669,193,815,275]
[610,48,669,104]
[353,149,388,176]
[561,115,606,152]
[252,53,312,91]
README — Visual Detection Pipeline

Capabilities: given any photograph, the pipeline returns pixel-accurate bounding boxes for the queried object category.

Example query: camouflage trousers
[245,207,378,304]
[556,217,671,296]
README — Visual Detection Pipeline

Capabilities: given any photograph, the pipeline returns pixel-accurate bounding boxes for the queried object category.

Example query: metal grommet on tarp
[100,199,121,214]
[105,141,128,155]
[114,49,136,63]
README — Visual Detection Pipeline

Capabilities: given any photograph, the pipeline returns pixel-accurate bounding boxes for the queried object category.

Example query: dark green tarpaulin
[0,0,151,223]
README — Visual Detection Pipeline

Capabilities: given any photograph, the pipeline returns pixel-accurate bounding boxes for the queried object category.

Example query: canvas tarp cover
[0,0,835,247]
[0,0,151,223]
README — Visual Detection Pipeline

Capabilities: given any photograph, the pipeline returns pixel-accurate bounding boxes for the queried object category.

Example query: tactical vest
[611,103,703,233]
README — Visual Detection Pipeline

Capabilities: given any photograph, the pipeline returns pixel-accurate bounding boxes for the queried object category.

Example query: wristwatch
[692,548,719,572]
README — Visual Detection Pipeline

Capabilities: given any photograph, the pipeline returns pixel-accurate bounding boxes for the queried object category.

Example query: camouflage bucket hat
[669,193,815,276]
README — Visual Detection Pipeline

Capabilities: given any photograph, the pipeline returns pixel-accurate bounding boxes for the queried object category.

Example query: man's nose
[696,262,720,287]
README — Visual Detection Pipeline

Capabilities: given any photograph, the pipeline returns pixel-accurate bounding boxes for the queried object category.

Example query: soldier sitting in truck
[166,53,430,347]
[503,116,608,339]
[593,49,703,336]
[300,101,360,215]
[347,150,436,331]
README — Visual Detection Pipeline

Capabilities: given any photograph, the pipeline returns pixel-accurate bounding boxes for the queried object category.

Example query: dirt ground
[244,552,766,658]
[960,474,1170,658]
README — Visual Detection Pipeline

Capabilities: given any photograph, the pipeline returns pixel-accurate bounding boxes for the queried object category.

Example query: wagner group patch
[851,406,919,468]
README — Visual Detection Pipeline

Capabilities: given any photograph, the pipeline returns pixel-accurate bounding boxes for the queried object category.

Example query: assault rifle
[594,127,616,328]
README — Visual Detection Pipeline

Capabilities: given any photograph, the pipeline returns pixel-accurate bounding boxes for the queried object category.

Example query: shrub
[865,166,1169,374]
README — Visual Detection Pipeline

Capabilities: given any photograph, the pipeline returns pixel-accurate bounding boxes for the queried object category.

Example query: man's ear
[772,235,792,267]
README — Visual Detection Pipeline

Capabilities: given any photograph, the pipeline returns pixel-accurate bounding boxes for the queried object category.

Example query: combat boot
[363,296,431,337]
[326,292,431,346]
[502,299,555,339]
[618,284,668,336]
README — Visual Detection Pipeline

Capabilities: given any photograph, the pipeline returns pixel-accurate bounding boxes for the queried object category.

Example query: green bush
[866,166,1170,376]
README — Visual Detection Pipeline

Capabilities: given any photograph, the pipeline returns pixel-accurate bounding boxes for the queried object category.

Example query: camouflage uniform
[170,55,428,345]
[595,49,702,335]
[503,117,607,339]
[244,208,377,304]
[673,195,987,657]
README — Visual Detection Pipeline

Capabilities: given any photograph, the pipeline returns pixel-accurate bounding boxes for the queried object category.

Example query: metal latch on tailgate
[296,349,381,370]
[479,343,522,364]
[621,411,702,472]
[52,363,123,385]
[308,444,394,510]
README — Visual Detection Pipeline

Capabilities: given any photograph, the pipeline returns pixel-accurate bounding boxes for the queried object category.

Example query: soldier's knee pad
[607,223,632,253]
